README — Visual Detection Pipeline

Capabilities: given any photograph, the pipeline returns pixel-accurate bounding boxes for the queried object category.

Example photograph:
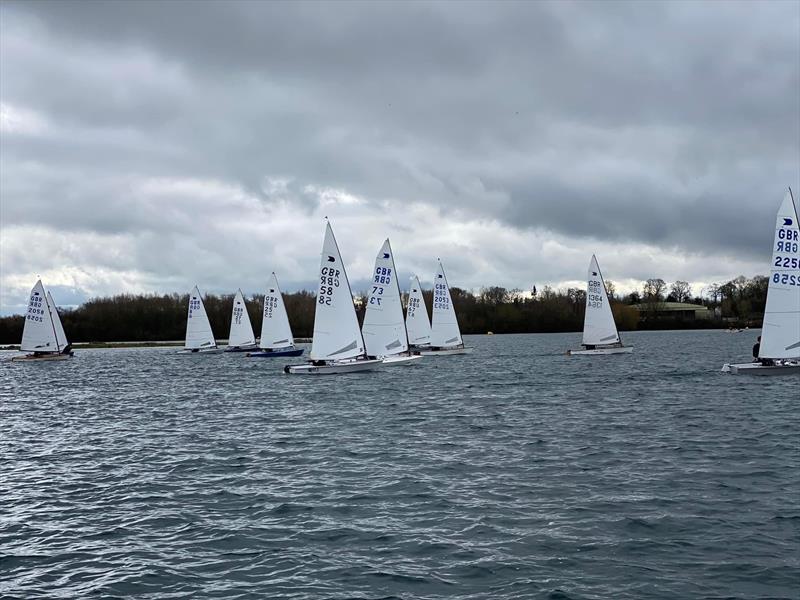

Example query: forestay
[20,280,60,353]
[310,222,366,361]
[47,290,69,350]
[228,289,255,347]
[582,255,620,346]
[430,261,463,348]
[406,275,431,346]
[185,285,217,349]
[760,189,800,359]
[260,272,295,350]
[362,239,408,357]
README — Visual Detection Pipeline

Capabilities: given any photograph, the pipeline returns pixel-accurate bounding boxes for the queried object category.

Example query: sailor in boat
[752,336,760,361]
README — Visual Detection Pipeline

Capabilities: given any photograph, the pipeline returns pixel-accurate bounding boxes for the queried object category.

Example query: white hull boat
[722,189,800,375]
[287,221,376,375]
[568,346,633,356]
[419,346,473,356]
[406,275,432,348]
[11,352,73,362]
[15,280,74,362]
[177,347,225,355]
[381,354,424,366]
[226,288,256,353]
[285,358,384,375]
[722,361,800,376]
[569,255,631,356]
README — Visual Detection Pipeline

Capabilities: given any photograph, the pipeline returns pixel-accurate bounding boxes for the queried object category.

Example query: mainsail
[260,272,295,350]
[362,239,409,357]
[405,275,431,346]
[430,261,463,348]
[310,222,365,361]
[582,255,620,346]
[184,285,217,349]
[20,280,60,353]
[760,189,800,359]
[228,289,255,347]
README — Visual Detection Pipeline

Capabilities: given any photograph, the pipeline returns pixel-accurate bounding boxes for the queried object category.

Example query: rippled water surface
[2,330,799,599]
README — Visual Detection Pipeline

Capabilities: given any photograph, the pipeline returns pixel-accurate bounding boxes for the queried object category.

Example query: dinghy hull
[568,346,633,355]
[177,348,224,355]
[11,352,73,362]
[722,362,800,376]
[381,354,424,366]
[247,348,304,358]
[419,347,473,356]
[284,358,384,375]
[224,346,258,353]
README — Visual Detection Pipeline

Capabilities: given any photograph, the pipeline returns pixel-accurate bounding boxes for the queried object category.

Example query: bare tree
[605,280,617,300]
[669,280,691,303]
[643,278,666,300]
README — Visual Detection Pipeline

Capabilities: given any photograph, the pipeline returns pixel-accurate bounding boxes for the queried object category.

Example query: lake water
[2,330,798,599]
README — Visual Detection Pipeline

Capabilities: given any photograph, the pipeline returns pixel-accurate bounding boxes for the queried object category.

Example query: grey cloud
[0,0,798,312]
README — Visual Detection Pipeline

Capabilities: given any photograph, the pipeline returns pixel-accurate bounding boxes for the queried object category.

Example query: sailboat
[248,272,304,357]
[362,239,423,366]
[722,189,800,375]
[224,289,257,352]
[419,260,473,355]
[405,275,432,350]
[12,280,74,361]
[568,255,632,355]
[285,222,384,374]
[177,285,223,354]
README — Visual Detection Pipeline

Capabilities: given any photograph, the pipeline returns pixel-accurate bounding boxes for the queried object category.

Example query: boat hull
[11,352,73,362]
[285,358,384,375]
[247,348,305,358]
[722,362,800,376]
[177,348,224,355]
[224,345,258,353]
[568,346,633,355]
[418,347,473,356]
[381,354,424,366]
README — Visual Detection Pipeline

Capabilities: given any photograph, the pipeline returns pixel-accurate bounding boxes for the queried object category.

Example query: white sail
[260,272,295,349]
[228,288,255,347]
[184,285,217,349]
[760,189,800,359]
[47,290,69,350]
[430,261,463,348]
[405,275,431,346]
[310,222,365,361]
[362,239,408,357]
[582,255,620,346]
[20,280,60,353]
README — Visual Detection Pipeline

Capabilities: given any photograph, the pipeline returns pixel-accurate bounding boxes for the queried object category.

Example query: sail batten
[759,189,800,359]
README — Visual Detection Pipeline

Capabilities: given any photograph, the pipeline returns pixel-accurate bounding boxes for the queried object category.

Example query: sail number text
[369,267,392,306]
[434,282,450,310]
[318,267,341,305]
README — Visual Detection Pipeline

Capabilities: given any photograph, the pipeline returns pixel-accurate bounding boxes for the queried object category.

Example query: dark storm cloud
[0,0,798,311]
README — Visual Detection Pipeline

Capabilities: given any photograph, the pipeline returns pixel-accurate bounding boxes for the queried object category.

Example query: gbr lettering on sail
[774,222,800,287]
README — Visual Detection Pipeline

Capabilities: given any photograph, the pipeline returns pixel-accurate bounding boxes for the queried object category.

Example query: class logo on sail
[592,271,598,276]
[382,252,390,259]
[784,218,794,226]
[327,256,336,263]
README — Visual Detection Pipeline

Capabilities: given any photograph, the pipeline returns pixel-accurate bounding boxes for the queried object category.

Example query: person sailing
[752,336,761,361]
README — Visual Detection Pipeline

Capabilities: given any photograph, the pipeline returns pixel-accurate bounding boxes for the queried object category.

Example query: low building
[632,302,711,320]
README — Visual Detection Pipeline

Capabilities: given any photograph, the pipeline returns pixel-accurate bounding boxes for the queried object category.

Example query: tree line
[0,275,769,344]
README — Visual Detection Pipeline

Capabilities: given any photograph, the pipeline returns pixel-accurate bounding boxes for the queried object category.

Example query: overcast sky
[1,0,798,314]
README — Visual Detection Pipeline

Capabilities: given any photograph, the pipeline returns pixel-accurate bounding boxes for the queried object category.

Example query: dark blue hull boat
[224,346,258,353]
[247,348,305,358]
